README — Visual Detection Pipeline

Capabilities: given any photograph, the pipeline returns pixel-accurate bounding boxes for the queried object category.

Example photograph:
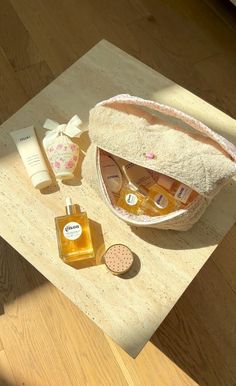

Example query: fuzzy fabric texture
[89,103,236,198]
[82,97,236,230]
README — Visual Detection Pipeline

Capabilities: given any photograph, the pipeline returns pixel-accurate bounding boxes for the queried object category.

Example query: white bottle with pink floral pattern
[46,134,79,180]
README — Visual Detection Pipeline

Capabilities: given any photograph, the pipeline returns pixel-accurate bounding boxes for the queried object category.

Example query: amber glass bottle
[148,184,180,214]
[55,197,95,267]
[117,165,162,216]
[156,174,198,206]
[117,181,148,215]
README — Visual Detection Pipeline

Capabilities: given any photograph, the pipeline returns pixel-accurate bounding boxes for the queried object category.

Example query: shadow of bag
[82,94,236,230]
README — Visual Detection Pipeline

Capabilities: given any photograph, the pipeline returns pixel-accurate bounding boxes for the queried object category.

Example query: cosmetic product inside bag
[82,94,236,230]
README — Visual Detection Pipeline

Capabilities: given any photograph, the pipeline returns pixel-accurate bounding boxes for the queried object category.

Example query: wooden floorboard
[0,350,16,386]
[0,239,195,386]
[152,225,236,386]
[0,0,236,384]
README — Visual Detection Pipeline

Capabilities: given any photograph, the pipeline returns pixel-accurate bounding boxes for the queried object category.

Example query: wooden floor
[0,0,236,385]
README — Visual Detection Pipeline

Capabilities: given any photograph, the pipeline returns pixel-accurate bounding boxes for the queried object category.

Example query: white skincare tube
[10,126,52,189]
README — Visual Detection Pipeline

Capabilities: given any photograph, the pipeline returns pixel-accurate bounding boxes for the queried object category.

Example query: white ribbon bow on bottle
[43,115,83,149]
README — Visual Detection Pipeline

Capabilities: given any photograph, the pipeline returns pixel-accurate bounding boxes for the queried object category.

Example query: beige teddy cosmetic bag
[82,94,236,231]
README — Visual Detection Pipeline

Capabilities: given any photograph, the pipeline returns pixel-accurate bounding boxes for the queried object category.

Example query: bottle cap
[54,171,74,180]
[66,197,73,206]
[31,170,52,189]
[122,165,148,195]
[65,197,80,215]
[103,244,134,275]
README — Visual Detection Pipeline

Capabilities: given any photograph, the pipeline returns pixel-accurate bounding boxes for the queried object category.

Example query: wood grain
[0,47,27,124]
[0,238,195,386]
[152,224,236,385]
[0,337,3,352]
[0,0,236,384]
[0,350,16,386]
[1,38,236,358]
[0,0,234,119]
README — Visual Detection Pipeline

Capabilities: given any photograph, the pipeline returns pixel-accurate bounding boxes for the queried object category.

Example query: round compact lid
[103,244,134,275]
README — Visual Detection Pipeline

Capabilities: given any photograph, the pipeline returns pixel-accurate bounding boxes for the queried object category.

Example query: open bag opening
[85,94,236,230]
[97,148,204,226]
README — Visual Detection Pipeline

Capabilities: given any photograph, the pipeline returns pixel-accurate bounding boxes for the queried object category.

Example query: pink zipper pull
[145,151,155,159]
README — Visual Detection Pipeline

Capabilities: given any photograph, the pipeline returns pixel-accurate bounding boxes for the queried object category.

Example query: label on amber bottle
[154,193,168,209]
[125,193,138,206]
[174,184,192,204]
[63,221,82,240]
